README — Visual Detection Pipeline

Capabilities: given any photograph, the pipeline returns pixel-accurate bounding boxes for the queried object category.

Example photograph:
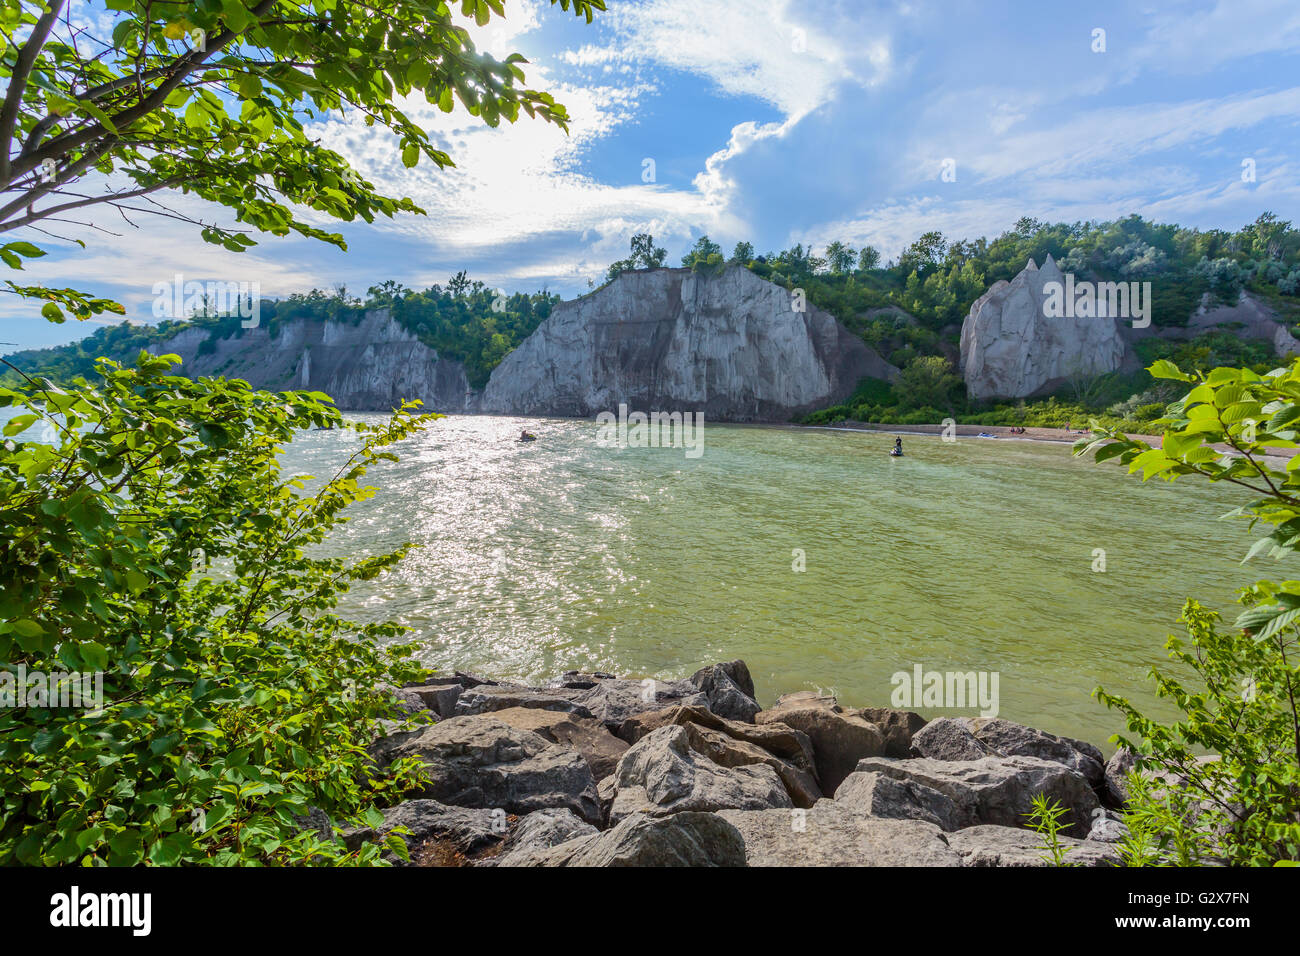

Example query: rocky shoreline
[345,661,1136,866]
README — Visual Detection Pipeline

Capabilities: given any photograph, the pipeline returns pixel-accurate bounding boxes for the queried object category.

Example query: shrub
[1077,358,1300,865]
[0,354,435,864]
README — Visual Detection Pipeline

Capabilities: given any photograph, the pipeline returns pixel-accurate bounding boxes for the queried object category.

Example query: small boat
[889,448,903,457]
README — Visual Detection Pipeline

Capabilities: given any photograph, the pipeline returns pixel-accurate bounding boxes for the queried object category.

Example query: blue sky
[4,0,1300,352]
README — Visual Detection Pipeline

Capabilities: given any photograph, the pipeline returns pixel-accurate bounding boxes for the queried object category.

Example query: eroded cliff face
[479,266,898,422]
[159,309,475,412]
[959,255,1126,401]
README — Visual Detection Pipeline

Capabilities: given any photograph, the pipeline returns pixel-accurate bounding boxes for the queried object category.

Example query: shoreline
[366,661,1132,866]
[793,421,1140,445]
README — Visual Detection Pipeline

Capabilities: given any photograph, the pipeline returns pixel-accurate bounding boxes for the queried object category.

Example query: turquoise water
[278,414,1261,750]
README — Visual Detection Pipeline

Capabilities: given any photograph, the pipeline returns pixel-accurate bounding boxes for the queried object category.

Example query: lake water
[281,413,1259,750]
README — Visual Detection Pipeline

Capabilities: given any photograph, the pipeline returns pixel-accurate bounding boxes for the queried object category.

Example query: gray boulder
[1104,747,1141,805]
[834,770,961,831]
[858,706,928,758]
[689,660,761,722]
[855,755,1100,837]
[755,692,886,795]
[964,718,1105,786]
[606,725,791,822]
[910,717,1104,787]
[373,715,603,825]
[453,684,593,719]
[404,681,464,718]
[342,799,506,865]
[910,717,992,760]
[489,706,629,781]
[1087,811,1129,844]
[500,811,747,867]
[718,800,960,866]
[489,808,599,867]
[617,704,820,807]
[947,825,1120,867]
[572,678,709,733]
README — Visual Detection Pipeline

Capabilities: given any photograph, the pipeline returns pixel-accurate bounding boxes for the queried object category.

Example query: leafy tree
[824,240,856,275]
[899,231,948,276]
[606,232,668,280]
[681,234,720,265]
[730,241,754,264]
[629,232,668,269]
[0,353,438,864]
[681,234,722,271]
[0,0,604,318]
[857,245,880,270]
[896,355,960,411]
[1077,358,1300,865]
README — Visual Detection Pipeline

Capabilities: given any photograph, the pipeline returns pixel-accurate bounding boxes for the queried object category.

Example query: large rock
[488,808,599,867]
[963,717,1104,786]
[947,825,1120,867]
[617,704,820,807]
[689,660,761,722]
[453,684,593,719]
[855,755,1100,837]
[480,266,899,422]
[500,811,748,867]
[909,717,992,760]
[157,308,477,412]
[755,692,886,795]
[834,770,960,831]
[619,705,814,765]
[858,706,927,758]
[572,677,708,733]
[718,800,960,866]
[910,717,1104,787]
[404,680,465,718]
[490,706,629,781]
[342,799,506,865]
[1104,747,1141,806]
[960,255,1126,400]
[373,715,603,825]
[606,725,792,821]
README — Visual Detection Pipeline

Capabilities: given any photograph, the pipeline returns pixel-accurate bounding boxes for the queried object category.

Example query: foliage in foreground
[1077,358,1300,865]
[0,354,436,864]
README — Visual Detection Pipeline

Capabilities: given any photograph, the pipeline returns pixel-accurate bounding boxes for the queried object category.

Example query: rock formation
[479,266,898,422]
[354,664,1143,867]
[959,255,1126,401]
[158,308,476,412]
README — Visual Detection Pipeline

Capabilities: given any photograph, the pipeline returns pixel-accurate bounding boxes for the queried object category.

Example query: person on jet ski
[891,437,903,457]
[519,429,537,442]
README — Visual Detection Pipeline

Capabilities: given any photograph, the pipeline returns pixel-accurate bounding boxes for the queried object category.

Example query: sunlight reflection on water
[284,414,1254,748]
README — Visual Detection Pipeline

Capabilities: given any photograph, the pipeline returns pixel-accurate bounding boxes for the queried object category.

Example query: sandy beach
[800,420,1299,463]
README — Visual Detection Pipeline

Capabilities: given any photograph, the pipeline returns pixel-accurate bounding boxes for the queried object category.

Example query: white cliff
[480,266,898,421]
[158,308,475,412]
[959,255,1125,401]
